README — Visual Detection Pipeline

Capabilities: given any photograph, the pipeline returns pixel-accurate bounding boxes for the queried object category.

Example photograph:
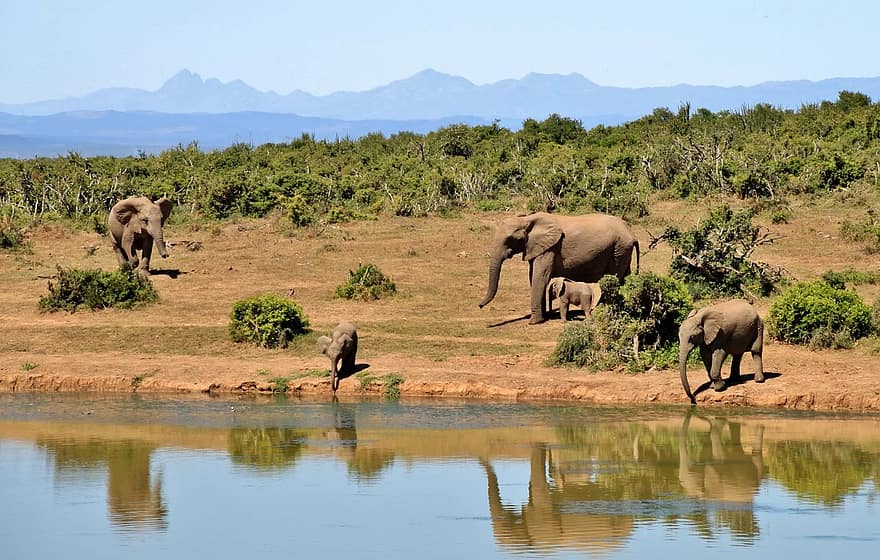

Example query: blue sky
[2,0,879,103]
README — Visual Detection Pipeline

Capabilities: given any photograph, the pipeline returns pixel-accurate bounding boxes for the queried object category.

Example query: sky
[2,0,879,104]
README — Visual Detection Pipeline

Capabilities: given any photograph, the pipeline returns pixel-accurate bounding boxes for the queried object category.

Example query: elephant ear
[113,198,140,226]
[156,197,173,225]
[524,220,562,261]
[702,311,723,346]
[316,336,332,355]
[557,280,567,298]
[590,283,602,310]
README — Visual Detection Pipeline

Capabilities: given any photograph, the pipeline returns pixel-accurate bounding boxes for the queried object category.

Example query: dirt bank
[2,203,880,412]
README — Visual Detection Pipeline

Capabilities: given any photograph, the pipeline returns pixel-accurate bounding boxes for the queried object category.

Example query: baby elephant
[317,322,358,392]
[547,277,602,322]
[678,299,765,404]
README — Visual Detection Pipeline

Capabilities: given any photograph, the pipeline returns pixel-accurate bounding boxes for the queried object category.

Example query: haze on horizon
[2,0,879,104]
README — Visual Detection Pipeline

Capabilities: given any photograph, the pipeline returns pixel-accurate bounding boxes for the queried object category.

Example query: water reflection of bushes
[347,448,395,482]
[37,437,167,531]
[227,428,306,472]
[766,441,876,506]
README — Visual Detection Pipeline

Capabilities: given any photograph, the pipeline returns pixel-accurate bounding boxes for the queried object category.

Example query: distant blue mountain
[2,68,880,157]
[4,68,879,120]
[0,111,497,158]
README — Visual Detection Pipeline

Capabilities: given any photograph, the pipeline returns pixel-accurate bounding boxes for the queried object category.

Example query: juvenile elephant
[108,196,173,274]
[547,277,601,322]
[317,322,358,392]
[478,212,639,324]
[678,299,765,404]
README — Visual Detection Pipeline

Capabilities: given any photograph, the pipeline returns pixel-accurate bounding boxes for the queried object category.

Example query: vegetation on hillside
[1,91,878,230]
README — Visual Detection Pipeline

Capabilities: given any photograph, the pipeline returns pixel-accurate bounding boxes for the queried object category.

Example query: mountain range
[2,69,880,157]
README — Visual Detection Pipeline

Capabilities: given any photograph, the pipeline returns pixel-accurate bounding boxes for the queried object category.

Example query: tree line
[1,90,879,228]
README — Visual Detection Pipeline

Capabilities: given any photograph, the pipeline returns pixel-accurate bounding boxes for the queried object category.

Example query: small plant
[229,294,310,348]
[0,223,27,251]
[268,376,293,393]
[821,269,880,289]
[353,371,404,399]
[381,373,405,400]
[131,373,151,388]
[839,208,880,253]
[21,361,38,371]
[768,281,873,348]
[255,368,270,376]
[39,265,158,312]
[769,208,791,224]
[334,263,397,301]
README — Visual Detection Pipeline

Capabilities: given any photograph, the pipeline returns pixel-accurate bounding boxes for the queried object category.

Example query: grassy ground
[2,193,880,410]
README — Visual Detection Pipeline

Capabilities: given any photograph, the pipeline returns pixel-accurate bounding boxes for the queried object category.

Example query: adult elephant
[107,196,173,274]
[478,212,639,324]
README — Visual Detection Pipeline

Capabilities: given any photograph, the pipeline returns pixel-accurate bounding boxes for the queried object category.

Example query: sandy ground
[2,199,880,412]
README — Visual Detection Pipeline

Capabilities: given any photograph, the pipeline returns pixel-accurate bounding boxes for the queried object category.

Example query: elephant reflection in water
[322,402,394,482]
[677,413,766,541]
[480,446,635,554]
[37,438,167,531]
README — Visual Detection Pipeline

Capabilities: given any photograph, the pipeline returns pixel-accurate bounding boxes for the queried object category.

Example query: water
[1,394,878,559]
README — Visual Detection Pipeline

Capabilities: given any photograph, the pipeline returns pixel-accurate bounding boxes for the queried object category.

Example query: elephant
[317,321,358,391]
[478,212,639,324]
[678,299,765,404]
[547,277,601,322]
[107,196,173,274]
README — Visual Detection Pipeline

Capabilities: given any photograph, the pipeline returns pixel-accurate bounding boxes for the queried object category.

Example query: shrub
[839,208,880,253]
[229,294,310,348]
[661,205,784,297]
[548,273,693,371]
[0,222,26,250]
[334,263,397,300]
[821,268,880,289]
[768,281,873,348]
[39,265,157,312]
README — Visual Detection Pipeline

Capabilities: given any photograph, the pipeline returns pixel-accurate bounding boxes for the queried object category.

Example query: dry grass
[2,194,879,399]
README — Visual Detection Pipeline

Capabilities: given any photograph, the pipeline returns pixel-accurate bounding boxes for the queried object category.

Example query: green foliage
[334,263,397,300]
[21,361,38,371]
[768,281,873,348]
[0,222,26,250]
[663,206,783,297]
[820,268,880,288]
[354,371,404,399]
[548,273,693,371]
[38,265,158,312]
[839,208,880,253]
[2,95,879,227]
[769,208,791,224]
[268,376,293,393]
[228,294,310,348]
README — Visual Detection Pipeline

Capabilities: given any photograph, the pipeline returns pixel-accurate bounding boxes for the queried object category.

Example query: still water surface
[1,394,878,559]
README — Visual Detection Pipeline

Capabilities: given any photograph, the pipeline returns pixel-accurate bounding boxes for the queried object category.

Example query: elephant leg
[139,236,153,273]
[122,232,139,269]
[729,353,743,383]
[111,242,129,267]
[710,349,728,391]
[699,346,712,377]
[560,300,570,322]
[528,254,553,324]
[752,351,765,383]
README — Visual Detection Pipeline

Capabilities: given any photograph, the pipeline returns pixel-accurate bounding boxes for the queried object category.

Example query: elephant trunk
[679,342,696,404]
[150,224,168,258]
[331,358,339,392]
[479,247,507,308]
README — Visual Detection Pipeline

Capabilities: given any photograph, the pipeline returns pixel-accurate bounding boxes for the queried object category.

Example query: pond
[1,394,878,559]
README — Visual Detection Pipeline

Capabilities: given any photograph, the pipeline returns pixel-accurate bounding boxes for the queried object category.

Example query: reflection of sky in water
[0,395,878,559]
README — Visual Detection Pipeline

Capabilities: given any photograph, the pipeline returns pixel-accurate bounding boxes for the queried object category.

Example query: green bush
[664,205,784,297]
[38,265,158,312]
[0,223,26,250]
[334,263,397,301]
[548,273,693,371]
[229,294,310,348]
[821,268,880,289]
[839,209,880,253]
[768,281,873,348]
